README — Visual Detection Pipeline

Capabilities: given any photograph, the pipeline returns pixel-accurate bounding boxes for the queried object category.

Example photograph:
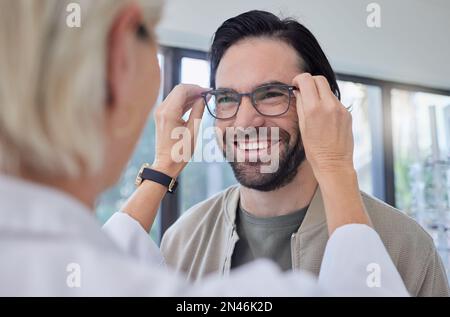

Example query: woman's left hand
[292,73,370,234]
[292,73,354,178]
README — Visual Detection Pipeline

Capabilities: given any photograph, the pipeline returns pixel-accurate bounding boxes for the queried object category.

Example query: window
[338,80,382,196]
[392,90,450,213]
[95,54,164,243]
[392,90,450,272]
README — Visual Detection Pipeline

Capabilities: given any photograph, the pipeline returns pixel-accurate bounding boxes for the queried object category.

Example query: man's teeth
[238,141,269,151]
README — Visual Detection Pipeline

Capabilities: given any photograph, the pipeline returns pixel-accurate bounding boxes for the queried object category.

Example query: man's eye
[217,96,236,104]
[260,91,284,99]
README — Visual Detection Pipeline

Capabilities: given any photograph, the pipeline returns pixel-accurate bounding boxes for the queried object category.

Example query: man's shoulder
[361,192,435,249]
[162,185,239,244]
[360,192,450,296]
[362,192,431,236]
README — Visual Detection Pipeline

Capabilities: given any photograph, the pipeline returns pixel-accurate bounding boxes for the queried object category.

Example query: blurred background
[95,0,450,276]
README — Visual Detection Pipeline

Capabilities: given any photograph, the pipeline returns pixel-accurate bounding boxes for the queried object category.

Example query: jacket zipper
[291,233,297,270]
[223,227,237,275]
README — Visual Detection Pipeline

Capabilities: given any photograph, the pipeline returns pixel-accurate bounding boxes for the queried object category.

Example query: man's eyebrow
[216,81,290,91]
[255,81,290,88]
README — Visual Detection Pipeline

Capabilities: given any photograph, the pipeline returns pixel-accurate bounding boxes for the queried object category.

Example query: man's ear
[106,3,143,111]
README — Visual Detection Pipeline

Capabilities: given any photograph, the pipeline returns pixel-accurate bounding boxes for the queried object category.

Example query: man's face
[214,37,306,191]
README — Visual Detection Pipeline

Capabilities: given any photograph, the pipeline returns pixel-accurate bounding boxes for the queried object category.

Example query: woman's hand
[121,84,208,232]
[152,84,209,178]
[292,73,371,235]
[292,73,354,178]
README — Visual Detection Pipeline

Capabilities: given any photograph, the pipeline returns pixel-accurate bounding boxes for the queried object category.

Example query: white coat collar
[0,174,117,251]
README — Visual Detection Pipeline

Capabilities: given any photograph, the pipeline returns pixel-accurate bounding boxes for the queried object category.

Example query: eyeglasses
[201,84,298,120]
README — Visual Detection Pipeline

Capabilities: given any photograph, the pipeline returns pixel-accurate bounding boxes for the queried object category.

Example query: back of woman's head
[0,0,162,178]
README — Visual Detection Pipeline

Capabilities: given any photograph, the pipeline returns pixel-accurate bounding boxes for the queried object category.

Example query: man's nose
[233,96,265,128]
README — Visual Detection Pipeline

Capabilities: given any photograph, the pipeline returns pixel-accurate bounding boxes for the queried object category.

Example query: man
[161,10,449,296]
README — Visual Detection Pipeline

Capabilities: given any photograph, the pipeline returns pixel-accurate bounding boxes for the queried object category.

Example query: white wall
[157,0,450,91]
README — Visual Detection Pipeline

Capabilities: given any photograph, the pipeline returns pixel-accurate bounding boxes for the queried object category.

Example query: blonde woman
[0,0,408,296]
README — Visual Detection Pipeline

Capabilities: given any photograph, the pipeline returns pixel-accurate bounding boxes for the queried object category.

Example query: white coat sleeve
[102,212,165,267]
[319,224,410,296]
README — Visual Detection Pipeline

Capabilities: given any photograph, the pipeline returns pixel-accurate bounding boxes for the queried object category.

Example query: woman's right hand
[121,84,208,232]
[152,84,209,178]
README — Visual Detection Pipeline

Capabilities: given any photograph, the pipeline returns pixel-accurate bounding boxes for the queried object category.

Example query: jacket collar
[224,185,327,234]
[298,186,327,234]
[0,174,117,251]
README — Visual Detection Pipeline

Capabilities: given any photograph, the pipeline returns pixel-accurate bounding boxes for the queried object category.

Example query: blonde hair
[0,0,163,177]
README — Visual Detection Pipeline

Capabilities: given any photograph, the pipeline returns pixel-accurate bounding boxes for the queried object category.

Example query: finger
[294,90,306,131]
[187,97,206,131]
[164,84,209,115]
[181,92,209,121]
[292,73,320,109]
[313,76,334,102]
[187,98,206,153]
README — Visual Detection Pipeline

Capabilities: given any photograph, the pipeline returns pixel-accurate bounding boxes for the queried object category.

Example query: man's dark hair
[209,10,340,100]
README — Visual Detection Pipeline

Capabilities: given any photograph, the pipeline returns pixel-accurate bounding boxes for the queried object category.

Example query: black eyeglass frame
[201,84,299,120]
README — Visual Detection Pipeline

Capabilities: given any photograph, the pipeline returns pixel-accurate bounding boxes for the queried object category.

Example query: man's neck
[240,161,318,218]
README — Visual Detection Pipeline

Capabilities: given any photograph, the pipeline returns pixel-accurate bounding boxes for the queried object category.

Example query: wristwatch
[135,163,178,194]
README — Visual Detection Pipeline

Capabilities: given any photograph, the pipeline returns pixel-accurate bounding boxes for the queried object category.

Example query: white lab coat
[0,175,409,296]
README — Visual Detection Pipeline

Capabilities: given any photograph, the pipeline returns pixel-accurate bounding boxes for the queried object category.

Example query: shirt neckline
[238,203,309,228]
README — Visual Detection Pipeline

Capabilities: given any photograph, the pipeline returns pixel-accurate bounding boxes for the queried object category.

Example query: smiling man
[160,10,449,296]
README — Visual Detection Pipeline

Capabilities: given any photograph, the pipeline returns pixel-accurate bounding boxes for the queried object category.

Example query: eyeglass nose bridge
[235,92,259,112]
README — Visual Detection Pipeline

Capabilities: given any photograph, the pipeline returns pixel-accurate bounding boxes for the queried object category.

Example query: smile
[232,139,281,160]
[237,141,269,151]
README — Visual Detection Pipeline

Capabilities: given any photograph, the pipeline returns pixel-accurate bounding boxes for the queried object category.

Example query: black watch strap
[141,168,178,194]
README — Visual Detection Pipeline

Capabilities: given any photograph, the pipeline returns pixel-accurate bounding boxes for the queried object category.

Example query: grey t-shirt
[231,203,308,271]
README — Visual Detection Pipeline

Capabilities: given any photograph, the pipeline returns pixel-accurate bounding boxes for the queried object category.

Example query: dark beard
[226,128,306,192]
